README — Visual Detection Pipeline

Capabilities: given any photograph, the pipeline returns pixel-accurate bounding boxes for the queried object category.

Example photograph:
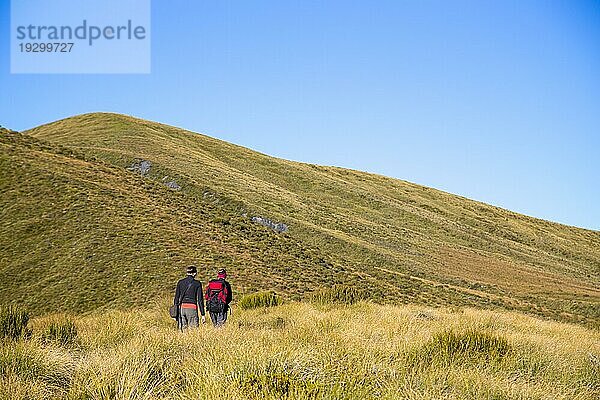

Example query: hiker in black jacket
[174,265,206,330]
[205,268,232,327]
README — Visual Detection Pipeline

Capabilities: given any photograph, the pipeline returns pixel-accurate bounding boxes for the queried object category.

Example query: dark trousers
[209,310,228,327]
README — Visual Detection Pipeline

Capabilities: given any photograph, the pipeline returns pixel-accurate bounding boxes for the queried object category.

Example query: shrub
[309,285,365,305]
[0,306,30,340]
[238,291,282,310]
[41,318,78,346]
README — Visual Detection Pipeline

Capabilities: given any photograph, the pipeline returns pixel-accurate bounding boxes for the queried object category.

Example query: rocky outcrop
[127,159,181,190]
[164,180,181,190]
[251,216,289,233]
[127,159,152,176]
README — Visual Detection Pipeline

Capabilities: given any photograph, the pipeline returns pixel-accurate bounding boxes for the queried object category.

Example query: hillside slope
[0,132,345,314]
[1,113,598,323]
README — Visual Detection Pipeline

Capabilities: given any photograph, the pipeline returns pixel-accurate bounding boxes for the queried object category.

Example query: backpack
[206,279,227,313]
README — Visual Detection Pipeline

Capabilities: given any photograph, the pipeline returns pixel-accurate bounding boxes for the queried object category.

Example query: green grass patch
[40,317,78,347]
[410,328,511,367]
[0,306,30,341]
[310,285,365,305]
[238,291,283,310]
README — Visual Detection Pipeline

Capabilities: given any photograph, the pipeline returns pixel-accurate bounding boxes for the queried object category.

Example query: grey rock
[164,180,181,190]
[161,175,181,191]
[252,216,289,233]
[414,311,436,320]
[128,159,152,176]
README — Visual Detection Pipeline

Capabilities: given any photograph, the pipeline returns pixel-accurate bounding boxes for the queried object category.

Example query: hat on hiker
[217,268,227,278]
[186,265,197,275]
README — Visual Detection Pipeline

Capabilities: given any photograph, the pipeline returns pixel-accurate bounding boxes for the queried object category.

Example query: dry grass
[435,246,599,299]
[1,302,598,399]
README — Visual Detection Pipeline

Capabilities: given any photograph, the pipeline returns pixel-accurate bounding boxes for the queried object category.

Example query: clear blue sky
[1,1,599,230]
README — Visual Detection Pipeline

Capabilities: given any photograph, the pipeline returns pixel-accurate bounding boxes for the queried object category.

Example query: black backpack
[206,279,227,313]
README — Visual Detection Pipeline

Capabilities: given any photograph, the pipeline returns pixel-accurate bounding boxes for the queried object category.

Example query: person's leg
[209,311,218,326]
[177,309,183,331]
[189,310,199,328]
[180,309,190,330]
[216,311,227,327]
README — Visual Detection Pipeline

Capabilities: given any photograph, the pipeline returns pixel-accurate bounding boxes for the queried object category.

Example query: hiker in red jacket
[173,266,206,330]
[205,268,232,327]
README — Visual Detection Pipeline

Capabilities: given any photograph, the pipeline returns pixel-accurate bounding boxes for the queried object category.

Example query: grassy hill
[0,131,345,314]
[1,302,599,399]
[1,113,598,325]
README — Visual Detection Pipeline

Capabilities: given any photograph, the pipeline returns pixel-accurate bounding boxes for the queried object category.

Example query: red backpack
[205,279,227,313]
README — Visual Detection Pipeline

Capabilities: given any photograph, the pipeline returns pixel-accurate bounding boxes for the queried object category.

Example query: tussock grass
[0,340,72,393]
[1,302,598,399]
[409,329,511,368]
[39,316,78,347]
[0,306,30,340]
[310,285,365,305]
[238,291,283,310]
